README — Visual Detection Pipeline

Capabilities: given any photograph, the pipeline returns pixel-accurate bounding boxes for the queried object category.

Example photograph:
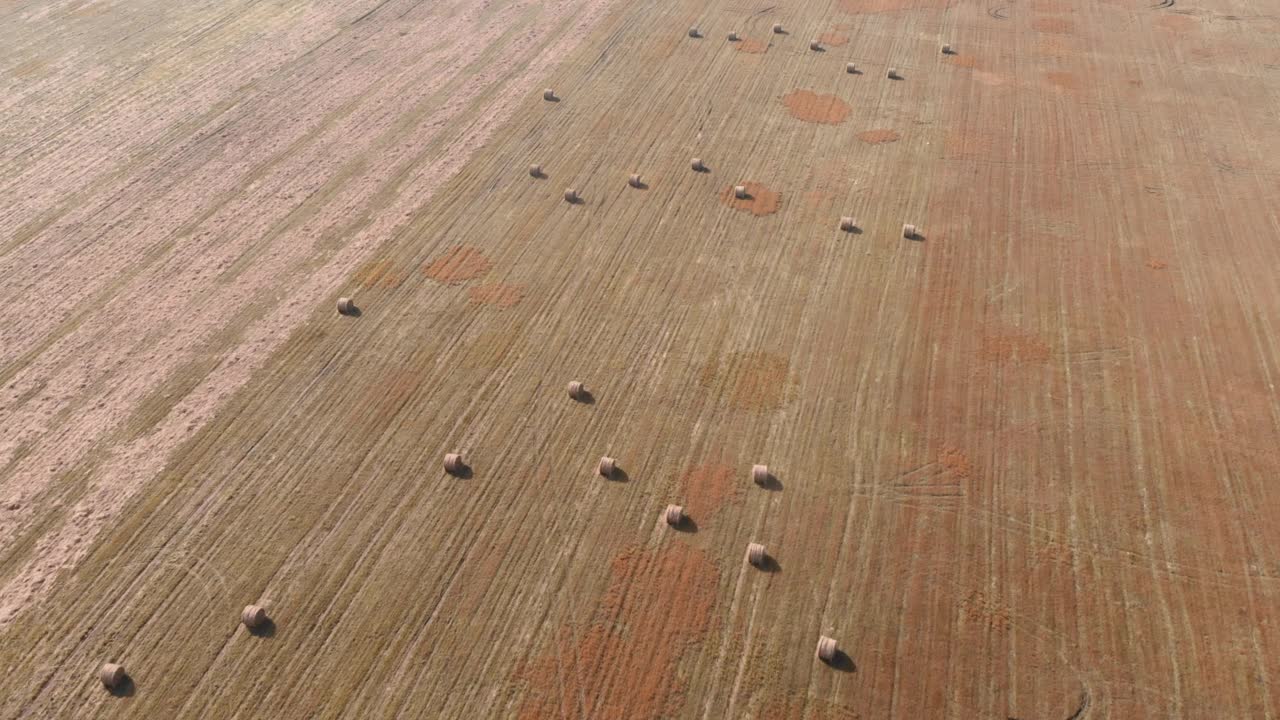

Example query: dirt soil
[2,0,1280,717]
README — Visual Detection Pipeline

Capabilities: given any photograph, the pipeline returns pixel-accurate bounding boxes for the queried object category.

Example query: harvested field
[2,0,1280,716]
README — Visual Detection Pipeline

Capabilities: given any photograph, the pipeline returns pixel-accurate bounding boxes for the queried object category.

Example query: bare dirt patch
[782,90,851,125]
[422,245,493,283]
[736,38,768,54]
[979,332,1052,365]
[1045,71,1081,91]
[817,32,849,46]
[943,53,983,69]
[857,128,901,144]
[1035,36,1076,57]
[467,282,525,308]
[1032,17,1075,33]
[677,461,740,518]
[944,127,996,158]
[1147,259,1169,270]
[515,543,719,719]
[1156,14,1199,32]
[718,182,782,216]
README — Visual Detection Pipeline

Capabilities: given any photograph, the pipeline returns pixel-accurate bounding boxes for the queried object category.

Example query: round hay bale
[564,188,579,203]
[887,67,899,79]
[444,453,465,475]
[688,27,700,38]
[543,88,556,101]
[567,380,585,400]
[664,504,685,526]
[598,456,616,478]
[336,297,356,315]
[528,164,542,177]
[734,185,748,199]
[816,636,838,662]
[903,223,917,238]
[846,62,858,74]
[628,173,643,188]
[728,31,740,41]
[751,464,769,486]
[100,663,126,689]
[242,605,267,629]
[840,216,857,232]
[691,157,705,172]
[941,43,952,54]
[747,542,766,567]
[772,23,784,33]
[809,40,822,51]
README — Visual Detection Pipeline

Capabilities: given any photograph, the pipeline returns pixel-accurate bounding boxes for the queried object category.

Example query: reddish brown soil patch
[943,53,982,69]
[979,332,1052,364]
[736,38,768,53]
[944,128,995,158]
[959,589,1013,631]
[677,462,740,517]
[837,0,947,13]
[1147,259,1169,270]
[940,446,973,480]
[353,259,409,289]
[817,31,849,46]
[1045,71,1081,91]
[857,128,901,144]
[718,182,782,216]
[421,245,493,283]
[1156,14,1199,32]
[1031,0,1075,11]
[1035,36,1075,57]
[781,90,851,125]
[515,543,719,719]
[1031,16,1074,33]
[467,282,525,308]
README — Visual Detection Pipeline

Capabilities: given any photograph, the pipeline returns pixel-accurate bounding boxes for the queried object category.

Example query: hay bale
[846,62,857,74]
[664,504,685,526]
[242,605,267,629]
[444,453,465,475]
[336,297,356,315]
[810,40,822,51]
[99,663,126,689]
[902,223,917,238]
[691,157,706,172]
[941,43,952,54]
[598,456,616,478]
[628,173,643,188]
[528,164,542,177]
[747,542,767,567]
[734,185,748,199]
[817,635,838,662]
[543,88,556,101]
[688,27,700,38]
[567,380,585,400]
[840,216,858,232]
[564,188,579,203]
[728,31,740,41]
[751,464,769,486]
[772,23,784,33]
[887,67,900,79]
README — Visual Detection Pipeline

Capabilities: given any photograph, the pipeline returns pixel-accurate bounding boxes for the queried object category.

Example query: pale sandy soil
[0,0,621,626]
